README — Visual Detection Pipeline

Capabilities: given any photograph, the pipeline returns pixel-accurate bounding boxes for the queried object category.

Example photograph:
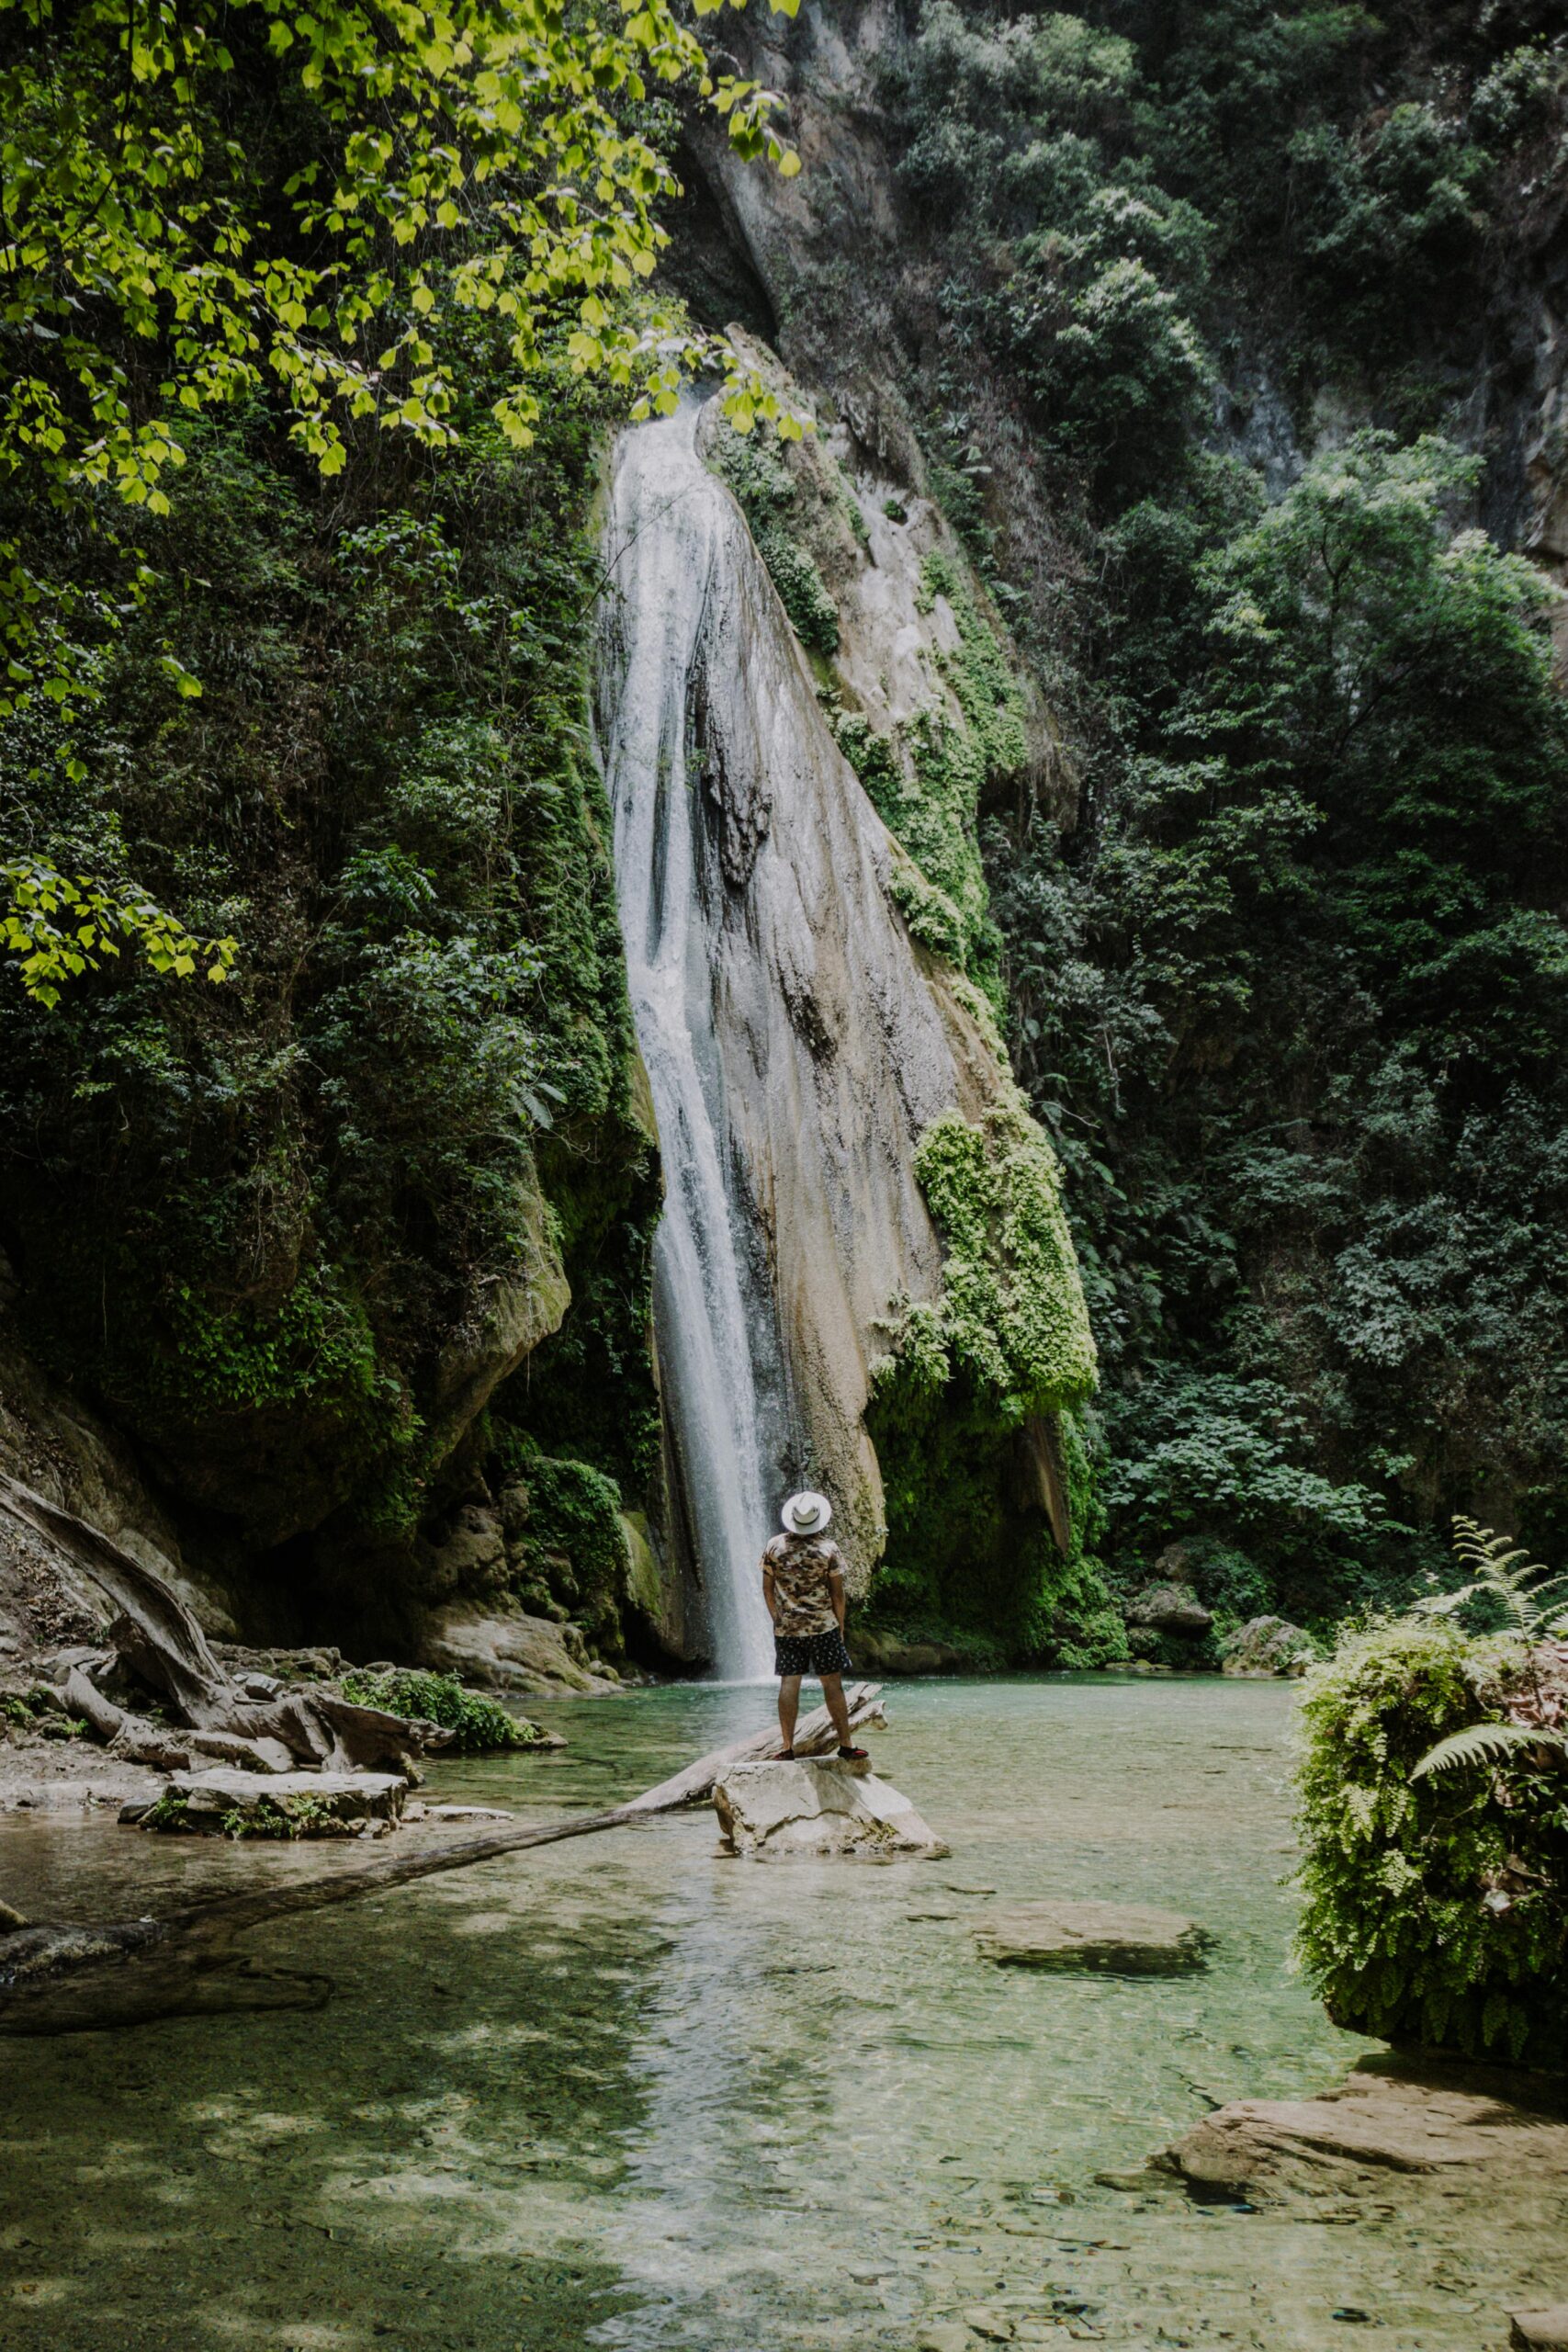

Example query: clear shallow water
[0,1679,1537,2349]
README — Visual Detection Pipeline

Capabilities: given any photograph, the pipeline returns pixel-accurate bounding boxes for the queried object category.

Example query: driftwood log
[0,1685,886,2034]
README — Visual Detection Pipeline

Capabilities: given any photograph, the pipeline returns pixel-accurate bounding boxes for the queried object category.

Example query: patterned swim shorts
[773,1627,853,1679]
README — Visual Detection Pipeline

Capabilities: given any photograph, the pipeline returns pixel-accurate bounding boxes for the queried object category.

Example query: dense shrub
[1295,1619,1567,2070]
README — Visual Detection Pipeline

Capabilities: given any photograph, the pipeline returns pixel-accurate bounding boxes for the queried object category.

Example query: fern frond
[1435,1518,1565,1639]
[1411,1722,1568,1781]
[1450,1519,1543,1585]
[1410,1582,1486,1619]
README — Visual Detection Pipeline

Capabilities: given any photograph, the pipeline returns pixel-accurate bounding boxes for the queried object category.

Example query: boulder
[421,1504,507,1598]
[144,1768,407,1838]
[712,1758,947,1859]
[419,1600,620,1692]
[1221,1614,1314,1678]
[1123,1584,1213,1636]
[974,1900,1213,1974]
[853,1628,967,1675]
[497,1480,531,1543]
[1513,2314,1568,2352]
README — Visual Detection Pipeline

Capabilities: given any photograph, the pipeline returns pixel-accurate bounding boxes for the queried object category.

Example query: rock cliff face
[602,376,1104,1674]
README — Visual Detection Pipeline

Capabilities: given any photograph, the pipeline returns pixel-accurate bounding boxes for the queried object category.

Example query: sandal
[773,1747,795,1760]
[837,1744,869,1760]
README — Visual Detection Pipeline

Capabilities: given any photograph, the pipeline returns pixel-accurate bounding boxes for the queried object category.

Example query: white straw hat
[781,1490,831,1535]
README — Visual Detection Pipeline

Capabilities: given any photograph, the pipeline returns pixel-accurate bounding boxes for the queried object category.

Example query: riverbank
[2,1678,1562,2350]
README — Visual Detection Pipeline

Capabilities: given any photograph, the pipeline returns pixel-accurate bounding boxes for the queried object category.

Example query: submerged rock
[1221,1615,1315,1677]
[974,1900,1212,1973]
[1512,2312,1568,2352]
[141,1768,407,1838]
[712,1758,947,1859]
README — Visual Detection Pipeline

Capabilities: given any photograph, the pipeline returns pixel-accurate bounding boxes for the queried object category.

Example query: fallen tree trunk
[0,1684,886,2035]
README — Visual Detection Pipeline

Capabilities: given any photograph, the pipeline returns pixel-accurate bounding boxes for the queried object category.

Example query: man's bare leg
[820,1673,858,1750]
[777,1674,802,1754]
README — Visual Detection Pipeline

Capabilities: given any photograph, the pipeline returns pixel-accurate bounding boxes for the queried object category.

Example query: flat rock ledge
[1165,2052,1568,2208]
[131,1768,407,1838]
[713,1759,947,1860]
[975,1899,1213,1974]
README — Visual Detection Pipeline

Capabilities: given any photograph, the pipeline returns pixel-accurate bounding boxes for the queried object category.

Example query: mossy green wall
[866,1102,1122,1668]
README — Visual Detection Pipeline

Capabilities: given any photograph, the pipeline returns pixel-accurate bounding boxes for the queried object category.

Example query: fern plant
[1411,1518,1568,1641]
[1409,1519,1568,1781]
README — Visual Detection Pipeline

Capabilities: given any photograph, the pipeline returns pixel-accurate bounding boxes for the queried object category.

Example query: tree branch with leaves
[0,0,808,1003]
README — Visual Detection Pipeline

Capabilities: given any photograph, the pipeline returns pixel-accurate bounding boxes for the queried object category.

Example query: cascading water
[596,404,783,1680]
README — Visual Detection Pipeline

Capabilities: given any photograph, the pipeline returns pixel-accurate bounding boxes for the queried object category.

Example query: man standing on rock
[762,1491,870,1763]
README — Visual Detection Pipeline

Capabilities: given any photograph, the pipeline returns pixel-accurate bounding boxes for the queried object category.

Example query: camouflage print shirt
[762,1533,844,1637]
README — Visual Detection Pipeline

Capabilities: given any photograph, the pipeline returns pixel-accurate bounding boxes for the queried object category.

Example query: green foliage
[1105,1374,1386,1589]
[822,552,1023,1001]
[490,1435,632,1654]
[0,0,809,1003]
[340,1667,547,1752]
[712,430,840,654]
[1411,1519,1568,1645]
[896,1103,1098,1416]
[0,857,236,1012]
[858,0,1568,1640]
[220,1792,344,1840]
[1294,1615,1566,2069]
[139,1791,191,1833]
[882,1,1212,503]
[0,360,658,1571]
[1413,1718,1568,1781]
[1001,430,1568,1611]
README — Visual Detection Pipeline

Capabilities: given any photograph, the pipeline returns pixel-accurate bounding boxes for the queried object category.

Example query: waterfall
[596,404,783,1681]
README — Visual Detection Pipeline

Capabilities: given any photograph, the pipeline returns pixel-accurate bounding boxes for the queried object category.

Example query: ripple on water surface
[0,1677,1530,2350]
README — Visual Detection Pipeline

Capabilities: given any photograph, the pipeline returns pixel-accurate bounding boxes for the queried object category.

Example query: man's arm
[829,1566,845,1634]
[762,1561,779,1624]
